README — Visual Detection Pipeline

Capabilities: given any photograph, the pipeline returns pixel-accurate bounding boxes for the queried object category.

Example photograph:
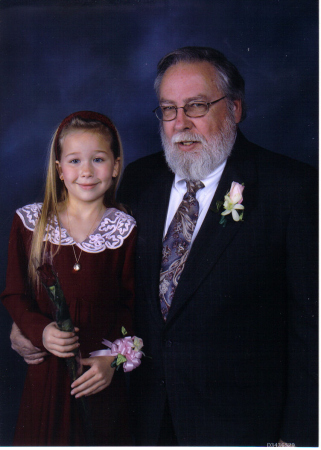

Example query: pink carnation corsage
[90,327,144,373]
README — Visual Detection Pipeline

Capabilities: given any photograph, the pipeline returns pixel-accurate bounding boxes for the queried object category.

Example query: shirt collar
[174,159,227,193]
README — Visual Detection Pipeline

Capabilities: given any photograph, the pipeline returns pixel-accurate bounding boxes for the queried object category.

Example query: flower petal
[231,209,240,221]
[221,210,231,216]
[234,204,244,210]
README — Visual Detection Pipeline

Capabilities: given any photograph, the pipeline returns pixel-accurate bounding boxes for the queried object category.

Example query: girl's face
[56,129,120,206]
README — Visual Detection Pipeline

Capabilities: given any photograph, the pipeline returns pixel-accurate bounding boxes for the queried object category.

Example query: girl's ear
[113,157,121,178]
[56,161,64,180]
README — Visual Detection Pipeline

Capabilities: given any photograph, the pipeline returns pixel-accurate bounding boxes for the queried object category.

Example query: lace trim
[16,203,136,253]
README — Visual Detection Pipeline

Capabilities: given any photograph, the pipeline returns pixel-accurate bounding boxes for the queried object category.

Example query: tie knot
[186,180,204,195]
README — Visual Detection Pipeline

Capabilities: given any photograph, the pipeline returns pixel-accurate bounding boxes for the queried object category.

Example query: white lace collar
[16,203,136,253]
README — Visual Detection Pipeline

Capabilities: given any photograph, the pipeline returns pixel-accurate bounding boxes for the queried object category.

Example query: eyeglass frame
[152,96,227,121]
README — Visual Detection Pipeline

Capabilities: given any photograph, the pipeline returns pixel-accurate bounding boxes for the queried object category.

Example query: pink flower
[229,181,244,204]
[90,335,144,372]
[221,181,245,223]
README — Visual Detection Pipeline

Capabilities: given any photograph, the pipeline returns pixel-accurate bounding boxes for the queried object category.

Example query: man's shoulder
[125,151,168,173]
[118,151,171,207]
[121,151,170,189]
[236,131,317,180]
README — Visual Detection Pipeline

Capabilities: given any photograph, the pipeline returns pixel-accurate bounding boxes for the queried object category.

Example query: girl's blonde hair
[28,111,125,287]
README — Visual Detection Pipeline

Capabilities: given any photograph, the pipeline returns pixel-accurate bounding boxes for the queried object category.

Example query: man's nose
[173,107,193,131]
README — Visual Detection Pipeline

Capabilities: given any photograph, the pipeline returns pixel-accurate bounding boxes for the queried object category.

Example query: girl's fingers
[43,322,80,357]
[51,349,77,358]
[54,336,79,346]
[87,385,105,396]
[53,330,79,340]
[72,380,95,396]
[71,357,115,397]
[73,379,106,398]
[50,342,80,353]
[71,368,97,393]
[71,369,92,388]
[71,365,101,394]
[46,335,79,348]
[51,323,80,339]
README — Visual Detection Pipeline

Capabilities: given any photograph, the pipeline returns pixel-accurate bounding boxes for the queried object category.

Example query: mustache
[171,132,207,146]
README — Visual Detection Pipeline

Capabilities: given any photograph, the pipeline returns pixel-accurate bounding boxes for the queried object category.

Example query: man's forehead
[159,61,221,101]
[159,94,209,104]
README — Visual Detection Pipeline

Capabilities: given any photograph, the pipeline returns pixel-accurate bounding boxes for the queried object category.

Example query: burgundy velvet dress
[1,203,136,446]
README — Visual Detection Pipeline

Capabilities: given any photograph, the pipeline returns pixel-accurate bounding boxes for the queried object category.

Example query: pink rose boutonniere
[216,181,245,227]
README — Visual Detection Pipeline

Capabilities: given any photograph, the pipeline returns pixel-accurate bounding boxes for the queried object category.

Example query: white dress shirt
[163,159,227,245]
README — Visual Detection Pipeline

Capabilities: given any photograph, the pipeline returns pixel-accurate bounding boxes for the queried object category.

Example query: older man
[10,47,317,446]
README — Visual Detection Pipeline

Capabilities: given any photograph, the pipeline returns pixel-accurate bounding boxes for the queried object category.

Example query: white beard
[161,112,237,180]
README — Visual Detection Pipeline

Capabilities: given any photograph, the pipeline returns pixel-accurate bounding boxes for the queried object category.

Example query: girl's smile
[77,183,99,189]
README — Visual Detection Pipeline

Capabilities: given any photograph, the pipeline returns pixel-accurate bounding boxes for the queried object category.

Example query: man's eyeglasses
[153,96,226,121]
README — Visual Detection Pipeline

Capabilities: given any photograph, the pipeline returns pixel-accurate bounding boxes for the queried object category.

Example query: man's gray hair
[154,46,247,122]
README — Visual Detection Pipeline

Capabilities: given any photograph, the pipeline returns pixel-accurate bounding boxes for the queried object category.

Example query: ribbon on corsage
[90,327,144,372]
[216,181,245,227]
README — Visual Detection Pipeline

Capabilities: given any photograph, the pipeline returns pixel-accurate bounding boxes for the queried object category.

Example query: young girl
[1,111,136,445]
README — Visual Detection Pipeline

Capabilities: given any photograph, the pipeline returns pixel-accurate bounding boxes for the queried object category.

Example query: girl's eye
[70,159,80,164]
[94,157,104,163]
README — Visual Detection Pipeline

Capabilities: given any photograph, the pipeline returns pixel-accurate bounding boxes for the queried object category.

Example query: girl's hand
[42,322,80,358]
[70,356,115,398]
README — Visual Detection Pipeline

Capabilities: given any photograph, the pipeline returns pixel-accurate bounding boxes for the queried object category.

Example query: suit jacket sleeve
[280,164,318,445]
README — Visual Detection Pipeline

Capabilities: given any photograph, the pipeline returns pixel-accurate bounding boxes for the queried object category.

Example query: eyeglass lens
[160,102,208,121]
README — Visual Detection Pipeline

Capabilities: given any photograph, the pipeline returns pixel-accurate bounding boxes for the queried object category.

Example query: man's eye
[161,106,176,112]
[188,102,205,109]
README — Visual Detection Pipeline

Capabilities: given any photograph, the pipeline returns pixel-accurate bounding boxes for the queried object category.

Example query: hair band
[54,110,118,159]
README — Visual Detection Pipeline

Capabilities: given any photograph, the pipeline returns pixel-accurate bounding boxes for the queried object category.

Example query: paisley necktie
[159,180,204,320]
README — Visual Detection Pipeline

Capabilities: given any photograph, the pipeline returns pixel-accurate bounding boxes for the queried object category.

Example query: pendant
[73,263,81,272]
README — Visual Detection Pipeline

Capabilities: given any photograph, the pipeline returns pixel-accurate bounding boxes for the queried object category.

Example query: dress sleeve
[1,213,52,350]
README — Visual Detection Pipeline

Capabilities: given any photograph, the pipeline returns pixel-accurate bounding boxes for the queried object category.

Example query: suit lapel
[166,134,258,324]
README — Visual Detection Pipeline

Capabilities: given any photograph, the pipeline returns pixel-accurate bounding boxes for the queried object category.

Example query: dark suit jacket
[117,131,318,446]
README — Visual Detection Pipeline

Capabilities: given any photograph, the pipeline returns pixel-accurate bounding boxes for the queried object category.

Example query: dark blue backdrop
[0,0,318,444]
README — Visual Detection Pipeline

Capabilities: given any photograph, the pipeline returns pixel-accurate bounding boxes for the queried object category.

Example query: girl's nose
[80,161,93,177]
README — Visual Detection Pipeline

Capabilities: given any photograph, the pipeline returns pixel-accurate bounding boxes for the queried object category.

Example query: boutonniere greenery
[215,181,245,227]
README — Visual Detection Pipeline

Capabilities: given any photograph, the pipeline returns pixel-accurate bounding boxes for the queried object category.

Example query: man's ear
[232,99,242,124]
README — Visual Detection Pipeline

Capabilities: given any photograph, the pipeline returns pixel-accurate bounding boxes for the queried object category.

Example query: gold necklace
[67,206,103,272]
[71,246,83,272]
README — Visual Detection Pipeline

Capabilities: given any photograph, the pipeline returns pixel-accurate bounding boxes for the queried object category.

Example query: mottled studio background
[0,0,318,444]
